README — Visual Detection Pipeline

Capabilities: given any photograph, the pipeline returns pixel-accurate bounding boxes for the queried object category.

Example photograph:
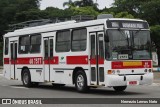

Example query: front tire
[22,69,32,87]
[75,71,89,92]
[113,86,127,92]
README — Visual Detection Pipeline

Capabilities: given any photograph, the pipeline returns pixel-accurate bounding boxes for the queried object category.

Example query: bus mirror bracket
[105,35,109,42]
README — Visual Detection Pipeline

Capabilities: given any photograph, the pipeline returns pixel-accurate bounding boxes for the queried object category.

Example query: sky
[40,0,114,10]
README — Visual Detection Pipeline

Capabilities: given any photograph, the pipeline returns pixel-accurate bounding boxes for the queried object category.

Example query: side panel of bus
[3,37,10,79]
[87,26,105,86]
[13,34,44,82]
[3,24,105,87]
[42,32,56,82]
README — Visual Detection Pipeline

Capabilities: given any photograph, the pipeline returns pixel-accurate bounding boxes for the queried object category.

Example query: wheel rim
[77,75,84,89]
[23,73,29,85]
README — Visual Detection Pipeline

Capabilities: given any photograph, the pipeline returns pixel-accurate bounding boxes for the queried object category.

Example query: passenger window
[30,34,41,53]
[50,39,53,57]
[19,35,30,54]
[71,28,87,51]
[5,38,9,55]
[56,30,70,52]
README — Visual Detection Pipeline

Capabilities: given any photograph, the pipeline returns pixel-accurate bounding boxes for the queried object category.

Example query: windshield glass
[106,30,151,60]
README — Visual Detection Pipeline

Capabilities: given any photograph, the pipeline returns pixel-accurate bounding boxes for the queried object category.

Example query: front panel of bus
[104,20,153,86]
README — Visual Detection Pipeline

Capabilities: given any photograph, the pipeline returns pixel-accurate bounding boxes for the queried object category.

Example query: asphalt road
[0,69,160,107]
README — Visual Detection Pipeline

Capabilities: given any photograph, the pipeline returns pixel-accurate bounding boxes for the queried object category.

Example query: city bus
[3,15,153,92]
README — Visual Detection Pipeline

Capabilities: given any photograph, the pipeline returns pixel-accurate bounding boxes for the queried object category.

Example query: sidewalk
[153,71,160,83]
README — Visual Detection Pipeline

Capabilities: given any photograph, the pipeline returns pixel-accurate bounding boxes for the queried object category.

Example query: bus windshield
[106,30,151,60]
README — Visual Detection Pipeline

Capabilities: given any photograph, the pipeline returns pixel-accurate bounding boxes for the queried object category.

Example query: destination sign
[107,20,149,29]
[122,23,144,28]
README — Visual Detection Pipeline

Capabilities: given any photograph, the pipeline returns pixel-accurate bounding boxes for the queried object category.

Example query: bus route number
[29,58,42,64]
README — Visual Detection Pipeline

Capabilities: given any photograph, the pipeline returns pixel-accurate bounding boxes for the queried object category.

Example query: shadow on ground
[9,84,147,97]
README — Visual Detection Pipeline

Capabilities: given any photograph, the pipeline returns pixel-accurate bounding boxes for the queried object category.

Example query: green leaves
[150,25,160,48]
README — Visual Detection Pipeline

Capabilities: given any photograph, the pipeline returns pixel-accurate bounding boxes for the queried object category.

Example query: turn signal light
[108,70,112,74]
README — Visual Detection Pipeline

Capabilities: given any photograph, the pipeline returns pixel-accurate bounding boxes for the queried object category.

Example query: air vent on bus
[71,15,95,22]
[97,14,113,19]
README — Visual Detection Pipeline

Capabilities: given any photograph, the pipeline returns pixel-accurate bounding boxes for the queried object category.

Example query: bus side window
[18,35,30,54]
[5,38,9,55]
[50,39,53,58]
[30,34,41,53]
[71,28,87,51]
[91,35,95,59]
[98,34,104,59]
[56,30,70,52]
[44,39,48,59]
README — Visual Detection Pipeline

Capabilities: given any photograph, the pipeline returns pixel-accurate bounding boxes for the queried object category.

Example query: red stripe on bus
[67,56,88,64]
[16,57,43,65]
[66,55,104,64]
[44,56,59,64]
[112,61,152,69]
[6,57,59,65]
[90,57,104,64]
[4,58,9,64]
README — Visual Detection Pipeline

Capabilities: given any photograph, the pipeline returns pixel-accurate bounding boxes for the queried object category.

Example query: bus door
[10,40,18,80]
[89,32,105,86]
[43,37,54,82]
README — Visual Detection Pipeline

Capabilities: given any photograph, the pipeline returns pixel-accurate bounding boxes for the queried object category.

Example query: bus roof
[4,18,146,38]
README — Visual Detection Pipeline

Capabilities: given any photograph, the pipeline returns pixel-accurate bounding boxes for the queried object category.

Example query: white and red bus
[3,15,153,92]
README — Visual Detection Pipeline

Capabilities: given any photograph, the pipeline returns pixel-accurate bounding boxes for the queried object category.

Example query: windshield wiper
[117,29,130,48]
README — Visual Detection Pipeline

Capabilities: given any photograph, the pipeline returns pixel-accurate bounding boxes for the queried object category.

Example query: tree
[44,7,73,19]
[150,25,160,65]
[113,0,160,23]
[0,0,41,65]
[71,6,99,17]
[74,0,98,8]
[113,0,144,16]
[0,0,41,38]
[63,0,76,8]
[141,0,160,25]
[114,12,134,18]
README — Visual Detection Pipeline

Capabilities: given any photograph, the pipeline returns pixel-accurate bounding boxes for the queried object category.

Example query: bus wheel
[22,69,32,87]
[75,71,89,92]
[113,86,127,92]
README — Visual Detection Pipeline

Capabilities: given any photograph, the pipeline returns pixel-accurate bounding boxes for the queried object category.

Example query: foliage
[71,6,99,17]
[150,25,160,65]
[74,0,98,7]
[0,0,41,39]
[114,12,134,18]
[150,25,160,49]
[63,0,76,8]
[141,0,160,25]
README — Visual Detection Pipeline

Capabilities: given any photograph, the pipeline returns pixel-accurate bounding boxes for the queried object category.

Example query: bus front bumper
[105,73,153,87]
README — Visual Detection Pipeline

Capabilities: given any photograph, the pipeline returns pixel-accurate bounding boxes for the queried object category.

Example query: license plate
[127,81,139,85]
